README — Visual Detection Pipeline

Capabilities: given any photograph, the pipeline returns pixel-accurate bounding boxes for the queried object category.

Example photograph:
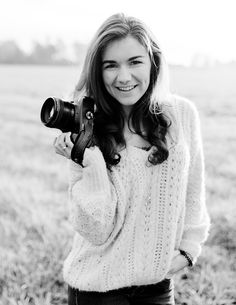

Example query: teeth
[117,85,135,91]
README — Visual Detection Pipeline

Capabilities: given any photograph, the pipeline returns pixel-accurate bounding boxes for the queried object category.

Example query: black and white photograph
[0,0,235,304]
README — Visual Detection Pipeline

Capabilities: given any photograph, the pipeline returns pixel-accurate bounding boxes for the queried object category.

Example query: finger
[58,146,71,159]
[53,136,57,146]
[57,133,67,148]
[55,145,71,158]
[55,133,68,152]
[53,133,71,159]
[53,133,63,147]
[60,132,73,151]
[65,132,74,149]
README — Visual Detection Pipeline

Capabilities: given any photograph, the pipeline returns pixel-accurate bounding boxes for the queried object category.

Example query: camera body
[40,96,95,165]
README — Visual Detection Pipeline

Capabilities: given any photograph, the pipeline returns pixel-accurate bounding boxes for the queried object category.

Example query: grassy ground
[0,64,235,305]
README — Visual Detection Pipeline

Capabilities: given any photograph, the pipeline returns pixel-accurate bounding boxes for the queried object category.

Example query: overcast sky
[1,0,235,65]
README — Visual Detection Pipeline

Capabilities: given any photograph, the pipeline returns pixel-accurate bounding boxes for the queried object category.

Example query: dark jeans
[68,279,175,305]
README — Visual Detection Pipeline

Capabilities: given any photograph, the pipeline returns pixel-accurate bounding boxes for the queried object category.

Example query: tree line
[0,40,87,65]
[1,40,235,67]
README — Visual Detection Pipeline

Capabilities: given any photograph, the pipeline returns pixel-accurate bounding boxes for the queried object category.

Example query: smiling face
[102,35,151,116]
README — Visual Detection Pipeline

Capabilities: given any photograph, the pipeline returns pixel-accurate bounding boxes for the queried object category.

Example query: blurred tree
[191,52,217,68]
[0,39,86,65]
[28,42,58,64]
[0,40,27,64]
[53,39,72,64]
[73,41,87,64]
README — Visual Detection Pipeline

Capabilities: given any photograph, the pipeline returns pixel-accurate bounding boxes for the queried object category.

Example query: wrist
[179,249,193,267]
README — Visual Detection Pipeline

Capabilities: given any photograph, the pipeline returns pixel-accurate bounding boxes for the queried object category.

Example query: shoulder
[162,94,200,124]
[160,94,201,144]
[162,94,197,112]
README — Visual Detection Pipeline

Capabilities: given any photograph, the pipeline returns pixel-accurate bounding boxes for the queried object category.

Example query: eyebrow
[102,55,144,65]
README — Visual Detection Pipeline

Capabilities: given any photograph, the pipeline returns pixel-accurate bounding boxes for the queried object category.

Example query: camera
[40,96,95,165]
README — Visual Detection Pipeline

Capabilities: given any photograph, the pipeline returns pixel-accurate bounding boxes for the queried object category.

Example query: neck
[122,105,133,121]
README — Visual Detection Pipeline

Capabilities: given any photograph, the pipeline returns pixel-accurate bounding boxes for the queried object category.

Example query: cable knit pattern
[63,95,210,292]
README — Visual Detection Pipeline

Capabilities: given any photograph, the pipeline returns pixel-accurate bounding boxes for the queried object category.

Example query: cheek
[102,72,115,96]
[145,73,151,84]
[102,71,113,87]
[146,66,151,83]
[138,66,151,86]
[141,73,151,90]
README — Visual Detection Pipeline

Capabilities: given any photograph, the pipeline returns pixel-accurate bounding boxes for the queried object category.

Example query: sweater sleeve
[179,100,211,263]
[68,146,117,245]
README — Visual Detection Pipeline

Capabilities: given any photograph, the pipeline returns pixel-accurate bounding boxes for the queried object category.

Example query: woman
[54,13,210,305]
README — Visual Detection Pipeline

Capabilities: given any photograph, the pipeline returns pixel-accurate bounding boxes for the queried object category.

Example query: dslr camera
[40,96,95,165]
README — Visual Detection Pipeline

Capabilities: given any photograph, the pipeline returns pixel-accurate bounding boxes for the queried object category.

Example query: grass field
[0,64,236,305]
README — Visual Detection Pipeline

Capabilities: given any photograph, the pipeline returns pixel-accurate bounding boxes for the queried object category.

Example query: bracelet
[180,250,193,267]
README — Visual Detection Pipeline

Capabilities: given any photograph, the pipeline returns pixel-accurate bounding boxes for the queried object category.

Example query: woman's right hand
[53,132,73,159]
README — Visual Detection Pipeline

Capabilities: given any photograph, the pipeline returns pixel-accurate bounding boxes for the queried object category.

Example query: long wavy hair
[74,13,171,168]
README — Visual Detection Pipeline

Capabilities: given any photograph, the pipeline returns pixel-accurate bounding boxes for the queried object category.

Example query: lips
[116,85,137,92]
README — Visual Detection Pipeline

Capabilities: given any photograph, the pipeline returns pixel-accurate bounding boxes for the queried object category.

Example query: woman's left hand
[165,250,189,279]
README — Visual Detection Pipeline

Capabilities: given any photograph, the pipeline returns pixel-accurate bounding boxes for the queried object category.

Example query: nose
[116,66,132,84]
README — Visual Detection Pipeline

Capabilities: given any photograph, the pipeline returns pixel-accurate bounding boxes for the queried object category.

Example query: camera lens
[41,98,57,125]
[49,105,55,120]
[40,97,75,132]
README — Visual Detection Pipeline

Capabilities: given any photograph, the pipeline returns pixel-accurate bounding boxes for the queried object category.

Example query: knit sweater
[63,95,210,292]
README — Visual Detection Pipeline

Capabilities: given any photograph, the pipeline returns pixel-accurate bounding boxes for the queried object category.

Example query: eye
[103,63,117,69]
[130,60,142,65]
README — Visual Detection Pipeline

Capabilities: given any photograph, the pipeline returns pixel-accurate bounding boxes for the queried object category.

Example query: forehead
[102,36,148,60]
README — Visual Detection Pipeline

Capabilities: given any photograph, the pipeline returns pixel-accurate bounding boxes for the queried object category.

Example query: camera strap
[71,97,95,166]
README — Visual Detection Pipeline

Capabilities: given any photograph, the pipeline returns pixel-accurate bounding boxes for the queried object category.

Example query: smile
[116,85,137,92]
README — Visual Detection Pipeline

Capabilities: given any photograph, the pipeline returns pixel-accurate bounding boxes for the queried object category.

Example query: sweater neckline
[119,145,153,154]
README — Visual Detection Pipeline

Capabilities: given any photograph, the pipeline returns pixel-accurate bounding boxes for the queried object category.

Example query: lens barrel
[40,97,76,132]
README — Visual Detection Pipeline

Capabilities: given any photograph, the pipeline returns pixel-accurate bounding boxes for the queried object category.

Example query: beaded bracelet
[180,250,193,267]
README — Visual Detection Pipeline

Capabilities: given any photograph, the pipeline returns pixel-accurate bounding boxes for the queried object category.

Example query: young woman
[54,13,210,305]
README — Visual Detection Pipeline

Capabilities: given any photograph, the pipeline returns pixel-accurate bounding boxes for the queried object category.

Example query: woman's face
[102,35,151,116]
